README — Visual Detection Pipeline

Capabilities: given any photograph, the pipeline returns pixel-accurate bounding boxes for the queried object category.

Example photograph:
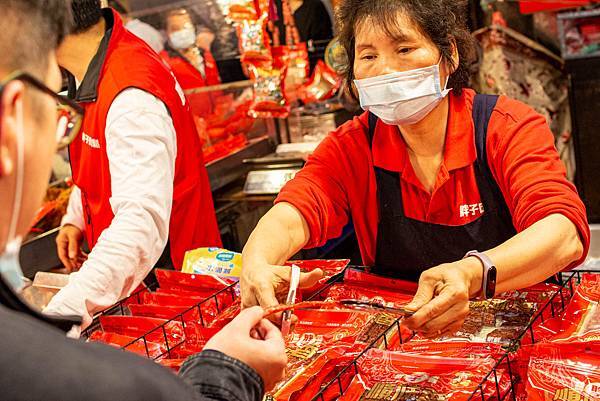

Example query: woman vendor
[240,0,589,337]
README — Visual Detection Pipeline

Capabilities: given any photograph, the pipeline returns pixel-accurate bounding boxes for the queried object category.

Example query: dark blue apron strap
[367,112,378,149]
[472,94,509,212]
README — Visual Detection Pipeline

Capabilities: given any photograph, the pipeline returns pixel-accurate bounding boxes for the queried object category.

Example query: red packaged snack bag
[525,341,600,401]
[89,331,167,359]
[248,64,290,119]
[208,300,241,329]
[155,269,231,292]
[552,274,600,343]
[338,349,495,401]
[272,43,310,102]
[99,316,185,347]
[269,346,356,401]
[397,341,504,360]
[237,17,271,67]
[227,0,259,21]
[284,259,350,296]
[128,303,192,320]
[298,60,341,104]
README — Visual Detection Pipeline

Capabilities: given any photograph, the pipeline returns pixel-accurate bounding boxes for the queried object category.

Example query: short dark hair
[71,0,102,33]
[337,0,476,97]
[0,0,72,76]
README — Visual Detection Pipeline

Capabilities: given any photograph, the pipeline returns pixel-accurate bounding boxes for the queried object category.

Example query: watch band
[464,250,497,300]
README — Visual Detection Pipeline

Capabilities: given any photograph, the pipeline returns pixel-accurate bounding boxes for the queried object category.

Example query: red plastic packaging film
[248,64,290,119]
[284,259,350,285]
[99,316,185,347]
[552,274,600,343]
[324,283,414,310]
[128,303,192,320]
[297,60,341,104]
[342,269,418,295]
[525,341,600,401]
[270,347,356,401]
[337,349,496,401]
[272,43,310,102]
[209,300,241,329]
[237,17,272,67]
[88,331,167,359]
[227,0,259,21]
[154,269,231,292]
[397,341,505,360]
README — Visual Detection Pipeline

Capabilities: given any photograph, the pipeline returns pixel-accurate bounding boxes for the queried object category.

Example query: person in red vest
[160,8,222,117]
[45,0,222,328]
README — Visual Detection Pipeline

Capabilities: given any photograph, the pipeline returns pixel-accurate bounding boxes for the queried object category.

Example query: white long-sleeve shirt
[44,88,177,329]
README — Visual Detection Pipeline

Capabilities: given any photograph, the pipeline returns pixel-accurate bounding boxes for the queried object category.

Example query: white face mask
[354,59,451,126]
[169,27,196,50]
[0,98,26,292]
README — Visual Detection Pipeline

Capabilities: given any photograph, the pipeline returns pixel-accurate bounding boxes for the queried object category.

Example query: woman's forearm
[463,213,584,297]
[242,202,310,268]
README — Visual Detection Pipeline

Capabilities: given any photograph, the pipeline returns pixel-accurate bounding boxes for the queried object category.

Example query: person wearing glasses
[44,0,222,328]
[240,0,589,338]
[0,1,285,399]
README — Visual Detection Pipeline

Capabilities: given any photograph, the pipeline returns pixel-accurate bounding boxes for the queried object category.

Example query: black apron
[370,94,517,281]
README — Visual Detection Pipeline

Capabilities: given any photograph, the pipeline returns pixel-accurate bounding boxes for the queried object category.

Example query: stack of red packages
[88,269,236,372]
[339,349,496,401]
[512,274,600,400]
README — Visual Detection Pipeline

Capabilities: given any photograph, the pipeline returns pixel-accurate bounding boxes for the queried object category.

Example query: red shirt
[160,48,221,117]
[276,89,590,267]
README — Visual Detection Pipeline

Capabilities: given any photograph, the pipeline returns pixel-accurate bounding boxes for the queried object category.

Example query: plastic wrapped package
[338,349,496,401]
[237,16,271,67]
[98,316,186,349]
[525,342,600,401]
[227,0,259,21]
[298,60,341,104]
[248,64,290,118]
[88,331,167,359]
[155,269,232,292]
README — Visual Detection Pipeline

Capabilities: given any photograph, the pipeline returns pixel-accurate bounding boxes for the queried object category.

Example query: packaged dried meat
[99,316,185,347]
[237,17,271,67]
[248,64,290,119]
[525,341,600,401]
[324,283,414,310]
[128,303,192,320]
[297,60,341,104]
[269,346,356,401]
[397,341,504,360]
[337,349,496,401]
[272,43,310,102]
[89,331,167,359]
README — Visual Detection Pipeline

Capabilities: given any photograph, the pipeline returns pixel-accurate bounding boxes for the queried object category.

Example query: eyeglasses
[0,71,84,150]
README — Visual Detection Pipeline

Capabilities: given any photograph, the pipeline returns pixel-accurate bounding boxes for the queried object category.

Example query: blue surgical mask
[0,98,26,292]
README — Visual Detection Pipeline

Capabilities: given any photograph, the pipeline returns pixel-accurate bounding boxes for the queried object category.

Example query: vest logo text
[82,132,100,149]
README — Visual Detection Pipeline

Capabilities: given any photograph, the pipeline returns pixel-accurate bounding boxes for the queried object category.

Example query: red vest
[69,10,222,269]
[159,49,221,117]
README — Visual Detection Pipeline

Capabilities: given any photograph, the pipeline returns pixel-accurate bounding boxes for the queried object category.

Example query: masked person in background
[108,0,165,54]
[241,0,590,338]
[0,1,286,400]
[160,8,221,117]
[45,0,221,328]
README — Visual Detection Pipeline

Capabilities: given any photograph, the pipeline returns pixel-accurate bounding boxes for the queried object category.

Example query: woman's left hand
[403,259,482,337]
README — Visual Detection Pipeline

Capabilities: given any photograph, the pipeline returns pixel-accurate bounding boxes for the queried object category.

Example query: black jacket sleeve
[0,306,263,401]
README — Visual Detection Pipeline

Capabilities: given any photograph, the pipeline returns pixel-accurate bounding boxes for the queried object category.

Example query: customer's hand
[403,258,482,338]
[55,224,87,272]
[204,306,287,391]
[241,264,323,321]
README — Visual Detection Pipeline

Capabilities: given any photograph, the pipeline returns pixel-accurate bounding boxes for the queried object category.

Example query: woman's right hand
[240,263,324,320]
